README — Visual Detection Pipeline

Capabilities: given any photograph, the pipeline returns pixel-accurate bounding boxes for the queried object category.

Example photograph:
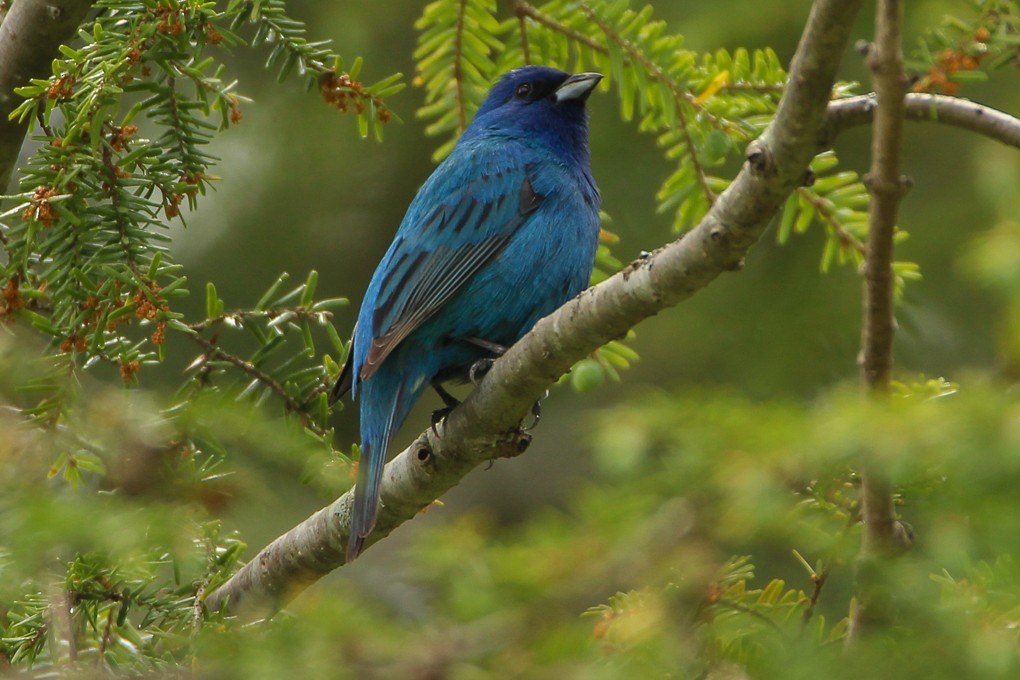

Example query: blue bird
[332,66,602,561]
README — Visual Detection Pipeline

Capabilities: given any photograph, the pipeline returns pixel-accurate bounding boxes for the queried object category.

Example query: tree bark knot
[744,139,773,174]
[496,428,532,457]
[862,172,912,197]
[621,250,654,281]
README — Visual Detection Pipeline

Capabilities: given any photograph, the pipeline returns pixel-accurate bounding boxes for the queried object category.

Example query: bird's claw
[430,406,455,437]
[430,381,461,436]
[469,357,496,385]
[523,389,549,430]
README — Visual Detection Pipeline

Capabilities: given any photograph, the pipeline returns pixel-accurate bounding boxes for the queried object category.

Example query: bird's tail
[347,372,420,561]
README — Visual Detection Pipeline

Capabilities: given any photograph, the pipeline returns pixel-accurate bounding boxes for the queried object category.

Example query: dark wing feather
[329,328,356,404]
[357,168,543,383]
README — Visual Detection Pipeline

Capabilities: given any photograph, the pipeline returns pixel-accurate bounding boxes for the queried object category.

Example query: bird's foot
[431,381,461,436]
[431,405,455,436]
[464,337,508,385]
[469,357,496,385]
[524,389,550,431]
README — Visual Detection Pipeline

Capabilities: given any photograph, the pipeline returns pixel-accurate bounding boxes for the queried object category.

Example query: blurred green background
[154,0,1020,602]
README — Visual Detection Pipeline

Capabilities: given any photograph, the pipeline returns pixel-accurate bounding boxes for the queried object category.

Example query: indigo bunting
[332,66,602,560]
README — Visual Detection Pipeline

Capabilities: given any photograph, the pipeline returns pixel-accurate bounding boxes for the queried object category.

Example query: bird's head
[464,66,602,156]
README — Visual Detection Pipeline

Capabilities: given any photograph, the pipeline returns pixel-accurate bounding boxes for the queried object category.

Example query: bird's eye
[515,83,533,99]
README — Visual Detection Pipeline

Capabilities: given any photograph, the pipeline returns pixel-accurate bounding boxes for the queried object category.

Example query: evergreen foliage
[0,0,1019,677]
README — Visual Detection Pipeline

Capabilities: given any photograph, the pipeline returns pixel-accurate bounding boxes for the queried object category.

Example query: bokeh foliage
[1,0,399,434]
[4,331,1020,678]
[1,0,1020,677]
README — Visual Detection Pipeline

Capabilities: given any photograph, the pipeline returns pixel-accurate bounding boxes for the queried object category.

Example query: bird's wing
[358,158,544,382]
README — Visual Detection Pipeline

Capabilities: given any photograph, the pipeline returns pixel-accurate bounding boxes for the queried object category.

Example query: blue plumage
[332,66,602,560]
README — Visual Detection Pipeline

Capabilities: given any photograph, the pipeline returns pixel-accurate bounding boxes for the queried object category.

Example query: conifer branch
[0,0,96,191]
[512,1,605,54]
[185,331,322,435]
[579,1,722,205]
[796,186,867,256]
[578,0,717,205]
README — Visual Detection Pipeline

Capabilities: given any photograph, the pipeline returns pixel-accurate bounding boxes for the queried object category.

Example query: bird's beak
[553,72,603,103]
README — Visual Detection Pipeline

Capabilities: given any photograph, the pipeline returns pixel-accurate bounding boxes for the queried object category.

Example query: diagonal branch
[203,0,866,620]
[512,1,604,53]
[0,0,96,193]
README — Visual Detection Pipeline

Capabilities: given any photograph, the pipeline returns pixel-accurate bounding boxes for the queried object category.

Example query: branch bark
[203,0,866,620]
[848,0,913,643]
[0,0,95,192]
[860,2,906,393]
[827,93,1020,150]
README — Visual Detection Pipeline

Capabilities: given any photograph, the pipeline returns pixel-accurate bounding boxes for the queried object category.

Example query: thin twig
[801,565,831,627]
[797,186,867,255]
[98,607,115,665]
[859,0,910,545]
[299,375,334,409]
[186,307,336,415]
[184,331,322,435]
[453,0,467,134]
[578,1,717,206]
[518,11,534,65]
[720,82,785,95]
[849,0,913,643]
[185,307,330,332]
[101,127,135,268]
[714,600,784,632]
[513,1,606,53]
[827,92,1020,150]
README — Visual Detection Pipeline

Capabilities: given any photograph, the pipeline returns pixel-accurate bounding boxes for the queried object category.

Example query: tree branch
[860,1,906,394]
[827,93,1020,151]
[203,0,866,620]
[0,0,95,192]
[848,0,913,643]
